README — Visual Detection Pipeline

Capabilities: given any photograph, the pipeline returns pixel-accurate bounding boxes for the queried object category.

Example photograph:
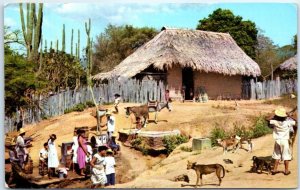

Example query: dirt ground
[5,100,298,188]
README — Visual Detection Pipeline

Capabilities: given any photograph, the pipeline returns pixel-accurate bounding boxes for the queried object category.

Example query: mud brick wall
[167,65,183,101]
[194,72,242,100]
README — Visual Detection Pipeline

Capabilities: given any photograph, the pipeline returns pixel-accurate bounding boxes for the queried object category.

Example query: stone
[192,138,211,152]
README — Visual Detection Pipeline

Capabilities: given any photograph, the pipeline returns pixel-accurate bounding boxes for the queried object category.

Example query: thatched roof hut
[93,27,260,80]
[93,27,261,100]
[279,54,297,71]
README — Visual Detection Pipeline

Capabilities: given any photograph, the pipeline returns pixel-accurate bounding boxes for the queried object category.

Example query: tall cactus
[44,39,47,53]
[38,36,43,73]
[56,39,59,52]
[85,18,91,74]
[50,41,52,50]
[75,43,78,59]
[71,29,73,56]
[19,3,43,61]
[62,24,65,52]
[77,29,80,59]
[85,18,100,134]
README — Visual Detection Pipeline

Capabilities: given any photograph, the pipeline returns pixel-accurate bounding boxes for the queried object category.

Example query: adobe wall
[166,65,183,100]
[194,72,242,99]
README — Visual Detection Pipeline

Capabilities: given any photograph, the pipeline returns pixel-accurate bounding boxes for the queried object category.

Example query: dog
[251,156,272,174]
[187,160,225,186]
[216,136,240,154]
[239,137,253,152]
[173,174,190,183]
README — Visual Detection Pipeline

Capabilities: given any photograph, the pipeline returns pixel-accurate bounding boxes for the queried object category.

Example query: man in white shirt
[269,107,296,175]
[106,111,115,141]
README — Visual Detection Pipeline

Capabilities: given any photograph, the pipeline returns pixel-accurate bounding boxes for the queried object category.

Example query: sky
[4,3,298,55]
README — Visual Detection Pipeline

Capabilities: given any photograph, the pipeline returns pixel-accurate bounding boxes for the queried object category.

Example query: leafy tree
[39,49,86,92]
[255,31,279,77]
[93,24,158,74]
[4,47,44,115]
[197,8,258,59]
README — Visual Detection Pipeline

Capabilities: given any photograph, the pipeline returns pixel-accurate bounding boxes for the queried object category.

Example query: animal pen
[5,77,297,133]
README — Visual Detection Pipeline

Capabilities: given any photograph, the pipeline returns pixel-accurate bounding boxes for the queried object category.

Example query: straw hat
[291,94,296,99]
[106,111,112,115]
[275,107,287,117]
[19,128,26,135]
[106,149,113,153]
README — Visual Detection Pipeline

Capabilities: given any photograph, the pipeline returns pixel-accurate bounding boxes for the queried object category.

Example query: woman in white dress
[90,146,107,188]
[48,134,59,179]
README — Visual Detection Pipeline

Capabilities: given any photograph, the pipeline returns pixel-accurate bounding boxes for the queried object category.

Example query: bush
[85,101,95,108]
[64,103,86,114]
[163,135,188,155]
[251,115,272,138]
[210,126,228,147]
[180,146,192,152]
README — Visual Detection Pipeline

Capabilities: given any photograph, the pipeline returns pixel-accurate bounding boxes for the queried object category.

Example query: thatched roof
[93,27,261,80]
[279,54,297,71]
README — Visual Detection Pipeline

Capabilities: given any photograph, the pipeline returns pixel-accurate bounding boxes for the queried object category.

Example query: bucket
[58,171,64,179]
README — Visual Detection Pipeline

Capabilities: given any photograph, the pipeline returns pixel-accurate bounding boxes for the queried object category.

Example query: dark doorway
[182,67,194,100]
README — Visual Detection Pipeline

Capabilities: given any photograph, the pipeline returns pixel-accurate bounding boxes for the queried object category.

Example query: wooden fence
[242,77,297,100]
[5,77,297,133]
[5,78,166,133]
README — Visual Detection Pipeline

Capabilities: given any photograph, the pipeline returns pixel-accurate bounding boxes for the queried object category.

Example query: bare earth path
[5,100,298,188]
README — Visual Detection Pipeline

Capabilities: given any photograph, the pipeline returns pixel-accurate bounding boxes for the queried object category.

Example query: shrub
[180,146,192,152]
[64,103,86,114]
[85,101,95,108]
[131,137,142,148]
[210,126,228,147]
[163,135,188,155]
[251,115,272,138]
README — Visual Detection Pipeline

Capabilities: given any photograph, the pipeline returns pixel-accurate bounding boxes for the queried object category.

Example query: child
[48,134,59,179]
[114,94,121,114]
[90,146,108,188]
[104,149,116,186]
[71,130,79,172]
[39,142,48,176]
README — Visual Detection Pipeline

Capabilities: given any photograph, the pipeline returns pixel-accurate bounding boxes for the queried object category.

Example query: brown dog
[217,136,240,154]
[187,161,225,186]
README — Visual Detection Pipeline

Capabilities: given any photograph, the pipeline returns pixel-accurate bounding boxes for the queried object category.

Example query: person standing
[15,128,29,169]
[90,146,108,188]
[104,149,116,186]
[39,142,48,176]
[114,94,121,114]
[7,142,20,186]
[16,107,24,131]
[269,107,296,175]
[77,129,89,176]
[106,111,115,141]
[164,90,172,111]
[48,134,59,179]
[71,130,79,172]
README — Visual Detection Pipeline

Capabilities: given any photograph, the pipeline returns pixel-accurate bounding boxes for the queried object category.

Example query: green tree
[4,47,44,115]
[93,24,158,74]
[197,8,258,59]
[255,31,279,77]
